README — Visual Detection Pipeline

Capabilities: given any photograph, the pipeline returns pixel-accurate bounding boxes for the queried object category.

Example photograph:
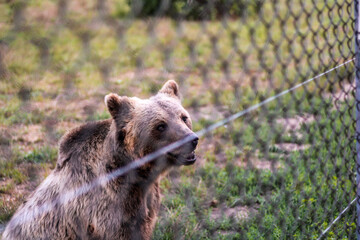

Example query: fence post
[356,0,360,239]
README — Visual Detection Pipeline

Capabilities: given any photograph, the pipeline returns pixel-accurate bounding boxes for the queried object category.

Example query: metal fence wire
[0,0,358,239]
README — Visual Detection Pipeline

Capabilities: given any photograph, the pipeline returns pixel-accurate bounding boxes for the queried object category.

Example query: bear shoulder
[56,119,112,169]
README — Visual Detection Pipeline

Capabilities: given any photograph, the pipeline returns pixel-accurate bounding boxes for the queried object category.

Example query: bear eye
[181,116,188,123]
[156,123,167,132]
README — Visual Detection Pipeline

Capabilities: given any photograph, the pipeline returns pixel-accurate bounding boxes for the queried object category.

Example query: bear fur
[3,80,199,240]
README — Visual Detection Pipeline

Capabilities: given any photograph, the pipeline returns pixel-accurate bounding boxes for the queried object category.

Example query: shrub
[126,0,265,20]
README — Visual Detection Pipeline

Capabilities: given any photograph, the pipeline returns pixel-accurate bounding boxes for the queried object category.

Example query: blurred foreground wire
[0,0,357,238]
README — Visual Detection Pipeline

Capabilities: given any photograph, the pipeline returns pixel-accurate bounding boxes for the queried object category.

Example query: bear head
[105,80,199,166]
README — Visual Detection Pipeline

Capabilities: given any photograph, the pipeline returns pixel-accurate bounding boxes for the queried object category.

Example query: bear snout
[166,133,199,166]
[181,133,199,165]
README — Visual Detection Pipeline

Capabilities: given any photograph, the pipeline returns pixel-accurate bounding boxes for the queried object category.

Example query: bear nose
[191,136,199,148]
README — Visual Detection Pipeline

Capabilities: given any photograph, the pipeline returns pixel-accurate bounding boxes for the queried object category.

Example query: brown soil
[324,83,354,103]
[114,68,176,83]
[13,124,44,144]
[236,157,283,171]
[189,105,226,123]
[26,2,58,28]
[214,230,239,238]
[275,114,315,132]
[210,204,258,222]
[275,143,310,152]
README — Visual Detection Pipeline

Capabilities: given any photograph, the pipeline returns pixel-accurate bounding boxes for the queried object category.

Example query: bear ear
[158,80,180,100]
[104,93,133,121]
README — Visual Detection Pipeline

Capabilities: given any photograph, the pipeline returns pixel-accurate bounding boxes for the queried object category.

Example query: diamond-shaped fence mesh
[0,0,358,239]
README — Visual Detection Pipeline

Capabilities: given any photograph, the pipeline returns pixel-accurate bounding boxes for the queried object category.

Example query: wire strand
[317,197,357,240]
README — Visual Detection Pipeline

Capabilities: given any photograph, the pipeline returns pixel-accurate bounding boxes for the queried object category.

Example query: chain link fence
[0,0,358,239]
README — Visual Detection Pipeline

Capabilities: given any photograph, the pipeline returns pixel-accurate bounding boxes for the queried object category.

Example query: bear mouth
[167,151,196,165]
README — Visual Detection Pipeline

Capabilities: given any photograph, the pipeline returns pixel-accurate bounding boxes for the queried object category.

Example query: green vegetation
[0,0,355,238]
[22,146,57,164]
[153,100,356,239]
[0,161,27,184]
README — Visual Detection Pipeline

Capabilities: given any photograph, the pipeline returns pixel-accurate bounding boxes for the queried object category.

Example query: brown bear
[3,80,199,240]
